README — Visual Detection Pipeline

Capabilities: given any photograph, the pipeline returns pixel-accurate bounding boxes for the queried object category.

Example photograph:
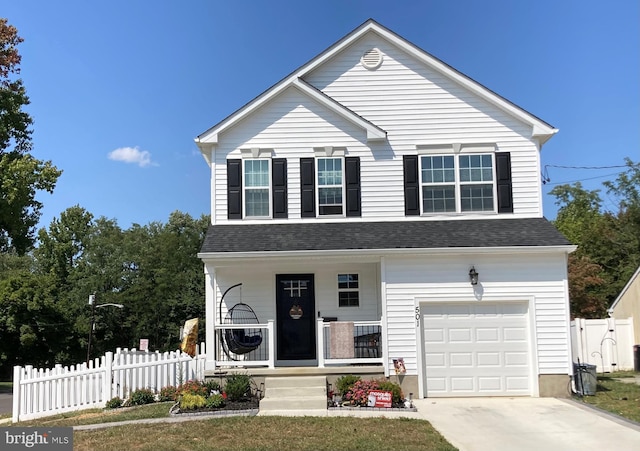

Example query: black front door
[276,274,316,360]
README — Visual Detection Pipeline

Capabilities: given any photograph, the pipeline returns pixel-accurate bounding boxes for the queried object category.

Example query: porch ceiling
[199,218,571,255]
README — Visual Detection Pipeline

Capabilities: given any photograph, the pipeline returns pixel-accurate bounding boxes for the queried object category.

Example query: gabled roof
[199,217,573,257]
[195,19,557,155]
[609,265,640,311]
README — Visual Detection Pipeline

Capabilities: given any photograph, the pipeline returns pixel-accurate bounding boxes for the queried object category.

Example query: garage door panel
[424,328,445,343]
[423,302,531,397]
[450,352,473,366]
[448,328,472,342]
[476,328,500,342]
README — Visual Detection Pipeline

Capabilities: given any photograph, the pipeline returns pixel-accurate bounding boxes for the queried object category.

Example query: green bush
[129,388,155,406]
[335,374,361,397]
[224,373,252,401]
[377,379,404,405]
[179,393,206,410]
[159,385,179,402]
[205,393,226,408]
[105,396,123,409]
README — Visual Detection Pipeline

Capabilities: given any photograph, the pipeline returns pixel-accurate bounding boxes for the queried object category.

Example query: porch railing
[214,321,275,368]
[213,319,383,369]
[317,319,383,367]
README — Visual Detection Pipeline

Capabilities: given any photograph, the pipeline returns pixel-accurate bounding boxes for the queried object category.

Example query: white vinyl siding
[383,253,570,388]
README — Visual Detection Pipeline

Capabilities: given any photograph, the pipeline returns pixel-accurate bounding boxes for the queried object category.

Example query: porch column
[317,318,325,368]
[204,265,217,371]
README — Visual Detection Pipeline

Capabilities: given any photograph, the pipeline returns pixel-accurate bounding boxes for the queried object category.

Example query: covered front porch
[202,256,387,375]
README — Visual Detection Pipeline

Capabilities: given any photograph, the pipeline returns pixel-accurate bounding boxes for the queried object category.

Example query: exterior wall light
[469,266,479,285]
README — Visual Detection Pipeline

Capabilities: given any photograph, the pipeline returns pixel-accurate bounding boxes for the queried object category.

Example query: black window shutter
[345,156,361,217]
[300,158,315,217]
[496,152,513,213]
[227,159,242,219]
[403,155,420,216]
[272,158,287,218]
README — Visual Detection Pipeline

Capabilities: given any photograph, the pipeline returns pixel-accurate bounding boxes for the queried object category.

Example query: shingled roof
[200,217,571,255]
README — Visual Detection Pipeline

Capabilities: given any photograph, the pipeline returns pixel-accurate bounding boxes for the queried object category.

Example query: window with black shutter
[300,158,316,217]
[272,158,288,218]
[227,159,242,219]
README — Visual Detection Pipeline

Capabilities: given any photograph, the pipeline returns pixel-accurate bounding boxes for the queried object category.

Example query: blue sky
[4,0,639,231]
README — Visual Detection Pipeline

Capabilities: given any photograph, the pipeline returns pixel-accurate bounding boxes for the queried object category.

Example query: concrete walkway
[414,397,640,451]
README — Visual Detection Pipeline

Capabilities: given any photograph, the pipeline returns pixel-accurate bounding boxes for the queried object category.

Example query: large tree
[0,18,61,254]
[551,159,640,318]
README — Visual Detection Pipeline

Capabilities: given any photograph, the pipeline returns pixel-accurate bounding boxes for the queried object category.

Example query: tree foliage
[0,208,209,377]
[0,18,61,254]
[551,158,640,318]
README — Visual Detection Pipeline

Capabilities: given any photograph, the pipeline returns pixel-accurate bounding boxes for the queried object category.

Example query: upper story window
[317,158,343,216]
[301,152,361,218]
[404,145,513,216]
[244,159,270,217]
[420,154,494,213]
[227,154,287,220]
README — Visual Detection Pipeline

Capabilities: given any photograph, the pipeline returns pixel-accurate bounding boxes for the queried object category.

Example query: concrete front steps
[258,376,328,416]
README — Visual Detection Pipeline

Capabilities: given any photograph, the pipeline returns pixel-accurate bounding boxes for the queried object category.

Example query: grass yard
[9,403,456,451]
[0,381,12,393]
[74,416,456,451]
[577,371,640,423]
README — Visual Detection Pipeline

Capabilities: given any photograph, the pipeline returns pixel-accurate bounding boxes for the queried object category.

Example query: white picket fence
[12,344,206,422]
[571,317,635,372]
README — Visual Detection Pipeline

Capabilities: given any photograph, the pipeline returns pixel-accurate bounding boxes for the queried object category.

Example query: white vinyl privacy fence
[571,318,635,372]
[12,344,206,422]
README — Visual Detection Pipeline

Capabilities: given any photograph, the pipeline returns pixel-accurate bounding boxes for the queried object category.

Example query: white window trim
[242,158,272,219]
[337,273,360,308]
[316,155,346,217]
[418,146,498,215]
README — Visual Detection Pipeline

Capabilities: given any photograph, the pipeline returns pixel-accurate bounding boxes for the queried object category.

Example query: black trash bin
[574,362,597,396]
[634,345,640,372]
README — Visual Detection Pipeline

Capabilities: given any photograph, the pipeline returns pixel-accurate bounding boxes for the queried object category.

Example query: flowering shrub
[178,380,208,397]
[335,375,361,397]
[344,379,380,406]
[159,385,179,402]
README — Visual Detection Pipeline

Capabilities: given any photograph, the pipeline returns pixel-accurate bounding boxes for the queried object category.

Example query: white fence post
[12,365,22,423]
[104,352,113,402]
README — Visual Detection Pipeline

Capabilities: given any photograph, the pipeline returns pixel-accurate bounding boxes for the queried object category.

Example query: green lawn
[10,403,457,451]
[577,371,640,423]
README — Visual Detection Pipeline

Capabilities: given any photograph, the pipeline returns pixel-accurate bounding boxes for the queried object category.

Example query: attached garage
[421,302,532,397]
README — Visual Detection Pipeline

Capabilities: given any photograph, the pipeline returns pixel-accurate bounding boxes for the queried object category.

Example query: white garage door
[422,302,531,397]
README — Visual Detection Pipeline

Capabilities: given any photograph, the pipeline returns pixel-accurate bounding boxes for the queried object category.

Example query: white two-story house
[196,19,575,398]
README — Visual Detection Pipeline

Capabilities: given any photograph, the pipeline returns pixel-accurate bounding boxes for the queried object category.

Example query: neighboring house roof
[195,19,557,153]
[609,265,640,311]
[199,217,572,256]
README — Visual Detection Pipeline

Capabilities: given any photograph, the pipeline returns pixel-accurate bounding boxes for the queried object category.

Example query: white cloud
[108,146,156,167]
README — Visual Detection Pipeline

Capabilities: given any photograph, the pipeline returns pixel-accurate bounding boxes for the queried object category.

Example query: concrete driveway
[414,397,640,451]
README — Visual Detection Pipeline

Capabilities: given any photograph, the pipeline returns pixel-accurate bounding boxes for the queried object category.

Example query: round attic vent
[361,48,383,70]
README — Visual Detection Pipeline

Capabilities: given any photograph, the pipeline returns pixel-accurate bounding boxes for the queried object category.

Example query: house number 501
[415,306,420,327]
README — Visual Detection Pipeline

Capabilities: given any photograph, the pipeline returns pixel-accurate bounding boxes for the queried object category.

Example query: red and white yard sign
[367,390,393,408]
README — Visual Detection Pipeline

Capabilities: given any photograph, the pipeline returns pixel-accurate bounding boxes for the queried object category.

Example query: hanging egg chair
[219,284,263,358]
